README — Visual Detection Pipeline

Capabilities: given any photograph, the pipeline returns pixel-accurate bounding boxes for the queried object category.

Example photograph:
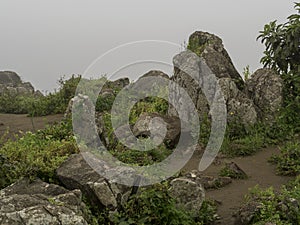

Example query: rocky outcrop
[0,71,36,95]
[245,68,283,124]
[170,49,257,127]
[188,31,244,89]
[0,178,90,225]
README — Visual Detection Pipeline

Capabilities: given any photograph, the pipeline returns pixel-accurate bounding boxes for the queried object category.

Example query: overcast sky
[0,0,295,92]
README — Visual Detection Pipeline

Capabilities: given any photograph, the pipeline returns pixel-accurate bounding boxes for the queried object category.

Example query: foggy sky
[0,0,295,92]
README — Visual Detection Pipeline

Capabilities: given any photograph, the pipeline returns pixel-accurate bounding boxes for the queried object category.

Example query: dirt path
[0,113,63,140]
[185,147,292,225]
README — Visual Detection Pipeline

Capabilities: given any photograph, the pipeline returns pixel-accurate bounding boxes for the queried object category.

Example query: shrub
[0,75,81,116]
[240,177,300,224]
[258,2,300,133]
[113,183,217,225]
[29,75,81,116]
[0,118,77,188]
[269,141,300,176]
[220,123,267,157]
[0,93,34,114]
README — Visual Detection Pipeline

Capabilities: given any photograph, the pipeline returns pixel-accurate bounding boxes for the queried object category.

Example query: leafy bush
[113,142,172,166]
[0,119,77,188]
[241,177,300,224]
[0,93,34,114]
[258,2,300,133]
[258,3,300,75]
[0,75,81,116]
[29,75,81,116]
[269,141,300,176]
[113,183,217,225]
[220,123,268,157]
[129,97,169,125]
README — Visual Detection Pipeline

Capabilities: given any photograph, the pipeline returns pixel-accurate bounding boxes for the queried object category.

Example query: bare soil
[184,147,292,225]
[0,113,63,140]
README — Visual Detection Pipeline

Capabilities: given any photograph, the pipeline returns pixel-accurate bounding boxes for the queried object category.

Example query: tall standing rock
[187,31,244,89]
[170,32,257,127]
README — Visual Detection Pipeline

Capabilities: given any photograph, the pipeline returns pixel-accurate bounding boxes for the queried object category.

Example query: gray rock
[184,170,232,189]
[0,71,21,85]
[170,50,257,128]
[188,31,244,89]
[132,70,170,94]
[169,50,211,120]
[219,78,257,126]
[133,112,182,148]
[139,70,169,80]
[234,201,261,225]
[56,154,131,211]
[168,177,205,216]
[106,77,129,90]
[222,162,248,179]
[0,178,89,225]
[0,71,35,95]
[245,68,283,124]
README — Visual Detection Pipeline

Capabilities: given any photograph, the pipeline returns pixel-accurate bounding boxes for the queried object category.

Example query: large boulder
[168,177,205,216]
[56,154,131,211]
[67,94,99,147]
[0,178,90,225]
[187,31,244,89]
[133,112,182,148]
[245,68,283,123]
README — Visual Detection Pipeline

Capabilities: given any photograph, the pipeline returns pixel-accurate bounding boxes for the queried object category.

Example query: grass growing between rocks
[219,166,248,180]
[112,183,217,225]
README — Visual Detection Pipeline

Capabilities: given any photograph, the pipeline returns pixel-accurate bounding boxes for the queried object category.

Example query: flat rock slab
[0,178,89,225]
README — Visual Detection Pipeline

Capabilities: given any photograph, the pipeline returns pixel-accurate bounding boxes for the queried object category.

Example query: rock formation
[0,71,36,96]
[0,178,90,225]
[188,31,244,89]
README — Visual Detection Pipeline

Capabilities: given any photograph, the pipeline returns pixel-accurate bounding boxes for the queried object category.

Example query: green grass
[240,176,300,224]
[0,119,77,188]
[269,140,300,176]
